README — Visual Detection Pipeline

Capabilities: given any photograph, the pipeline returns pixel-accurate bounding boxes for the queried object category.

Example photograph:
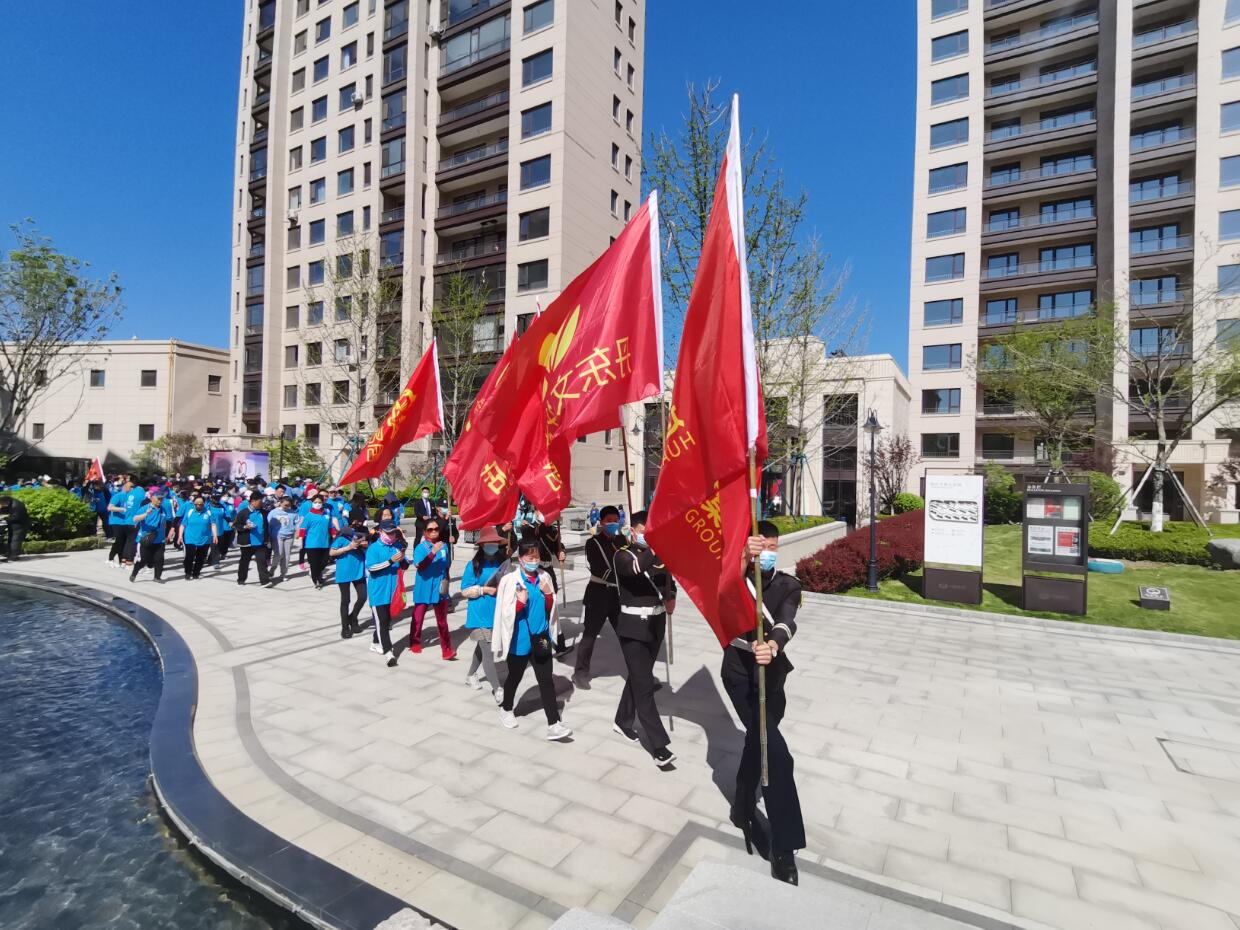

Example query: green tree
[131,432,202,475]
[261,436,324,480]
[433,265,499,458]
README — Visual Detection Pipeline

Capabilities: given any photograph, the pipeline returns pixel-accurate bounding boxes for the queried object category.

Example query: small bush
[985,488,1022,525]
[892,492,924,514]
[796,510,924,594]
[8,488,96,541]
[22,536,105,555]
[1079,470,1124,522]
[769,515,833,535]
[1088,521,1213,566]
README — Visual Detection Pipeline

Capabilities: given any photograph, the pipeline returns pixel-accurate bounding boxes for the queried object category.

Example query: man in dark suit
[412,486,434,543]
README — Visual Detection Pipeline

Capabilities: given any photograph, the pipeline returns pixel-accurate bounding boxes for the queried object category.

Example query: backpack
[233,506,252,534]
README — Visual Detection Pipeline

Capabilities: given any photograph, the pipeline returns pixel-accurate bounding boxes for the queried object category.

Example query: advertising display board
[1022,481,1089,615]
[922,474,985,605]
[208,450,272,482]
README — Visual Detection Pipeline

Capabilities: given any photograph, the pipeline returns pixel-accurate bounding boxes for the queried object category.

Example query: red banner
[85,458,104,483]
[339,340,444,486]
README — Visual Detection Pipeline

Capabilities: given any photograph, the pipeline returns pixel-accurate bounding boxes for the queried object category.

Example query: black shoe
[341,628,353,639]
[652,746,676,769]
[237,580,245,586]
[612,722,640,744]
[128,572,137,583]
[386,655,398,668]
[653,680,663,692]
[730,808,770,858]
[349,622,363,635]
[770,851,798,885]
[553,643,574,658]
[572,673,591,691]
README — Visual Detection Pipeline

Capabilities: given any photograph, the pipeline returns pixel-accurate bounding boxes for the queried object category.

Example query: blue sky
[0,1,916,367]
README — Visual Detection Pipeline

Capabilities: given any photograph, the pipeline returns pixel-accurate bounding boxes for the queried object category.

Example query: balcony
[384,16,409,43]
[1130,179,1192,205]
[982,206,1096,246]
[382,110,407,133]
[985,62,1097,108]
[435,190,508,230]
[985,11,1098,64]
[436,234,506,268]
[380,206,405,226]
[1131,234,1194,270]
[979,304,1092,329]
[247,242,266,260]
[1130,180,1194,220]
[248,167,267,184]
[1130,126,1195,165]
[1133,20,1197,55]
[984,0,1058,22]
[444,0,506,28]
[247,205,266,225]
[381,159,406,180]
[440,37,510,79]
[439,89,509,133]
[983,164,1096,201]
[985,109,1096,153]
[980,256,1096,292]
[436,139,509,185]
[251,127,269,147]
[1132,72,1195,102]
[253,89,271,111]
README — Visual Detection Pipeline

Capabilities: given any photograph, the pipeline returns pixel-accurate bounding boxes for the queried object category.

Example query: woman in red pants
[409,517,455,659]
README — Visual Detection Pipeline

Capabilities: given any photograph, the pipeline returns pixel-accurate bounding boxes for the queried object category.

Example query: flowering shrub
[796,510,925,593]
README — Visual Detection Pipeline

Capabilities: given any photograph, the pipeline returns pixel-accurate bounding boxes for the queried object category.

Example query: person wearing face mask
[528,516,570,656]
[210,494,235,568]
[268,496,300,583]
[408,517,456,659]
[493,539,571,741]
[572,505,624,690]
[613,510,677,769]
[301,495,333,588]
[236,491,273,587]
[460,526,508,702]
[724,520,805,885]
[330,521,368,638]
[179,495,218,580]
[129,490,169,583]
[412,486,434,543]
[365,519,407,666]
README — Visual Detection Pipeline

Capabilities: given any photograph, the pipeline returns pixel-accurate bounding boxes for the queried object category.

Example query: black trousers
[132,541,166,579]
[721,647,805,852]
[306,547,329,585]
[339,580,366,628]
[5,525,27,560]
[503,637,559,724]
[615,623,669,750]
[212,530,234,564]
[109,525,134,562]
[575,591,619,677]
[183,543,210,578]
[371,602,393,653]
[237,545,270,584]
[100,515,114,539]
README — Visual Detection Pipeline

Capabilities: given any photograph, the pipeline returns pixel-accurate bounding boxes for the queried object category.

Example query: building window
[922,388,961,414]
[931,74,969,105]
[925,253,965,282]
[292,68,306,93]
[305,382,321,406]
[308,260,325,285]
[343,1,359,27]
[337,211,355,237]
[287,265,302,289]
[985,298,1017,324]
[338,168,354,195]
[1040,242,1093,270]
[308,301,324,325]
[304,423,320,445]
[628,16,636,41]
[89,369,105,388]
[524,0,553,33]
[518,259,549,292]
[521,102,552,139]
[333,380,349,404]
[309,218,325,245]
[339,125,355,154]
[283,385,298,408]
[921,433,960,458]
[291,107,305,132]
[310,136,327,163]
[520,155,551,189]
[1220,264,1240,296]
[284,345,299,368]
[931,30,968,61]
[208,375,222,394]
[1225,102,1240,134]
[31,423,44,440]
[140,369,157,388]
[980,434,1015,460]
[315,16,331,42]
[519,207,550,241]
[88,423,103,441]
[931,0,967,18]
[927,208,966,238]
[312,96,327,122]
[612,95,621,121]
[626,110,634,134]
[1222,211,1240,243]
[1226,47,1240,80]
[522,49,553,86]
[924,298,963,326]
[923,343,963,370]
[928,163,967,194]
[1224,157,1240,189]
[1229,0,1240,23]
[610,189,619,214]
[624,154,633,180]
[313,56,329,83]
[930,117,968,149]
[138,423,155,442]
[286,305,300,328]
[294,30,307,54]
[1038,290,1092,319]
[289,147,303,171]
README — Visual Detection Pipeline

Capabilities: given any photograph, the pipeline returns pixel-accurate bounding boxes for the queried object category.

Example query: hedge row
[7,488,96,541]
[1088,522,1215,566]
[796,510,924,594]
[21,537,106,555]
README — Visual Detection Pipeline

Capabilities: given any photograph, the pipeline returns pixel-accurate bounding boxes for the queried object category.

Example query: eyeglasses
[424,527,441,534]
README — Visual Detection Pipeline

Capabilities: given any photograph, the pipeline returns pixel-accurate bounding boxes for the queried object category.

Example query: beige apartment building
[8,340,228,473]
[229,0,643,503]
[909,0,1240,519]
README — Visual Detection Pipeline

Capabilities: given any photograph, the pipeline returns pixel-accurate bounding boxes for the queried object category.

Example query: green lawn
[843,524,1240,639]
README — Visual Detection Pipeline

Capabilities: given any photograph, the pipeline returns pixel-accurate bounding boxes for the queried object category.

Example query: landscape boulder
[1206,539,1240,570]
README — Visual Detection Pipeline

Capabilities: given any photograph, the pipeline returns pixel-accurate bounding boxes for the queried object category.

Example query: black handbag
[530,632,553,661]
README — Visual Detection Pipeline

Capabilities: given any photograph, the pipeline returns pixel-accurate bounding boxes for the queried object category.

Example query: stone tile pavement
[5,549,1240,930]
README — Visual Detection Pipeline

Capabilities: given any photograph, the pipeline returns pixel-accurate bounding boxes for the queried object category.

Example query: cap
[377,518,397,531]
[478,525,505,546]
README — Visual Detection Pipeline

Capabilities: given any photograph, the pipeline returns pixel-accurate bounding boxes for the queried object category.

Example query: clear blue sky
[0,1,916,368]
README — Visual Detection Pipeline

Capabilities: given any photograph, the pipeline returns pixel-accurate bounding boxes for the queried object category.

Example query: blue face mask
[602,522,620,536]
[632,532,646,547]
[758,550,778,573]
[521,559,540,574]
[482,544,499,556]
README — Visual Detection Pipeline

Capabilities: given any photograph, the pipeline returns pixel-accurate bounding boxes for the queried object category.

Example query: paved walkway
[5,550,1240,930]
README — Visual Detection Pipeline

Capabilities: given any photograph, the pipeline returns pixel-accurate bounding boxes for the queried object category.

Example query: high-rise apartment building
[229,0,645,501]
[909,0,1240,519]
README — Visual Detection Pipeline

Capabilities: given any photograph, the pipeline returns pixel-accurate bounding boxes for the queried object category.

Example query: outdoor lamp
[863,410,881,592]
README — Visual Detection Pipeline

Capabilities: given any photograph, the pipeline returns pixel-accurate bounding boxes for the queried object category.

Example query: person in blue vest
[178,494,218,580]
[330,521,368,638]
[209,493,235,568]
[129,489,169,583]
[366,519,407,667]
[236,491,272,587]
[328,488,350,529]
[296,487,315,569]
[409,516,455,659]
[460,526,508,703]
[106,479,138,566]
[301,494,333,588]
[172,489,194,551]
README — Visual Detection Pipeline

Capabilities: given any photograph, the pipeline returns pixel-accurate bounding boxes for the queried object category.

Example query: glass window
[137,369,156,388]
[930,117,968,149]
[927,208,966,237]
[524,0,553,33]
[1225,102,1240,134]
[1131,223,1180,253]
[520,155,551,189]
[343,1,359,27]
[339,83,356,111]
[924,298,963,326]
[1038,290,1092,319]
[989,162,1021,185]
[306,341,322,365]
[1039,242,1093,270]
[286,265,301,288]
[519,207,550,241]
[309,218,325,244]
[286,305,300,328]
[382,89,407,131]
[289,147,303,172]
[1220,264,1240,295]
[931,0,967,18]
[1040,197,1093,222]
[1040,58,1095,83]
[932,31,968,62]
[312,96,327,122]
[522,49,553,85]
[310,177,326,203]
[1132,275,1179,305]
[987,208,1020,231]
[307,301,324,325]
[1130,326,1180,357]
[1130,173,1182,202]
[518,259,549,292]
[921,433,960,458]
[384,44,407,83]
[929,163,967,194]
[339,125,355,153]
[1040,152,1093,175]
[313,56,328,82]
[925,253,965,282]
[382,137,405,177]
[987,253,1019,277]
[341,41,358,70]
[338,211,354,237]
[521,102,552,139]
[308,260,325,285]
[310,136,326,162]
[922,388,961,414]
[1224,157,1240,189]
[931,73,969,105]
[923,344,963,370]
[290,107,305,133]
[980,434,1015,459]
[984,298,1017,324]
[338,168,354,195]
[1229,0,1240,22]
[315,16,331,42]
[292,68,306,93]
[1225,47,1240,80]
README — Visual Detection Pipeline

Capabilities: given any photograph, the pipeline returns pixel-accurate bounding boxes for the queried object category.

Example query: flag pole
[748,448,769,788]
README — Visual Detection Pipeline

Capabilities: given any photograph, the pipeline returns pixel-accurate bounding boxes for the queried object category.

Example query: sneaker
[546,722,573,741]
[652,746,676,769]
[386,654,398,668]
[498,709,518,729]
[493,687,504,705]
[467,673,483,691]
[612,723,640,744]
[369,643,384,654]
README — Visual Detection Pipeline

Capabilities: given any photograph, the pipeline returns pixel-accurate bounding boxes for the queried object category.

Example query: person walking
[236,492,272,587]
[529,517,570,656]
[330,521,368,638]
[724,522,806,885]
[178,494,218,580]
[301,494,333,588]
[408,517,455,659]
[267,496,299,582]
[587,502,600,535]
[365,519,407,666]
[0,493,29,561]
[572,505,624,690]
[209,493,235,568]
[493,538,571,740]
[90,482,111,539]
[411,486,434,543]
[129,490,169,583]
[460,526,508,703]
[106,479,138,567]
[613,510,677,769]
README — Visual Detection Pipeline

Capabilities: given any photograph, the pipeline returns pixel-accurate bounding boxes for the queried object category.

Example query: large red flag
[470,194,664,513]
[646,96,767,649]
[85,457,105,483]
[339,339,444,486]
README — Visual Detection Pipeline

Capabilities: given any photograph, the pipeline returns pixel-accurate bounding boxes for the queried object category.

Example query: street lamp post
[863,410,882,593]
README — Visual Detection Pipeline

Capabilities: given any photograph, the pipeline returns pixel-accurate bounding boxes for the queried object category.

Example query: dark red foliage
[795,510,925,594]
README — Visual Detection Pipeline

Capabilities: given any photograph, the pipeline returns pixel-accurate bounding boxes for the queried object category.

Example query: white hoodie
[492,566,560,660]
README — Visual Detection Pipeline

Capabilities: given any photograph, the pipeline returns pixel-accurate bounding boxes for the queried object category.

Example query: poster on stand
[208,450,272,482]
[1028,524,1054,556]
[1054,525,1081,557]
[924,475,985,567]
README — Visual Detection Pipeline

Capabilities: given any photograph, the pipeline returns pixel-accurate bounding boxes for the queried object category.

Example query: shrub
[1080,470,1124,522]
[770,515,833,535]
[1088,521,1213,566]
[796,510,924,594]
[892,492,924,514]
[21,536,105,555]
[985,487,1022,525]
[8,488,96,541]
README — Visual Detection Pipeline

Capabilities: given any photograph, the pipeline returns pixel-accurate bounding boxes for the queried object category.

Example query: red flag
[470,194,664,512]
[340,339,444,486]
[85,458,104,483]
[646,96,767,649]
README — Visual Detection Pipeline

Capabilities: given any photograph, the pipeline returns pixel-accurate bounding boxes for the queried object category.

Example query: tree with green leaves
[261,435,324,480]
[432,264,499,461]
[0,222,124,462]
[131,432,202,475]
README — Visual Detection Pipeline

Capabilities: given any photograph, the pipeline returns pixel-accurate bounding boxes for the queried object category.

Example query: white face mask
[521,559,540,575]
[421,492,430,499]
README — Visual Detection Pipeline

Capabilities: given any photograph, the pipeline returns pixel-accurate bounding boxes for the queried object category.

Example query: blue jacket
[181,507,215,547]
[109,490,132,526]
[462,559,503,630]
[365,540,404,604]
[133,504,168,545]
[123,489,147,524]
[411,540,450,604]
[331,535,366,584]
[302,510,332,548]
[243,509,267,547]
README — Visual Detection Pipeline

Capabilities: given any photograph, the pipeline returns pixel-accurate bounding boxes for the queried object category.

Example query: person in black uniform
[412,486,435,543]
[572,505,624,690]
[613,510,677,769]
[723,519,805,885]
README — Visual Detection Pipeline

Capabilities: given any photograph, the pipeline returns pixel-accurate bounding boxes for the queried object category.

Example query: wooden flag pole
[748,447,770,788]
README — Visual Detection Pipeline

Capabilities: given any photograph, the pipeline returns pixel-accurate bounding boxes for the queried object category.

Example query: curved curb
[1,577,438,930]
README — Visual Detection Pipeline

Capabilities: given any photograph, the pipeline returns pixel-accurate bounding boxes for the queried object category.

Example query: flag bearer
[572,505,624,690]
